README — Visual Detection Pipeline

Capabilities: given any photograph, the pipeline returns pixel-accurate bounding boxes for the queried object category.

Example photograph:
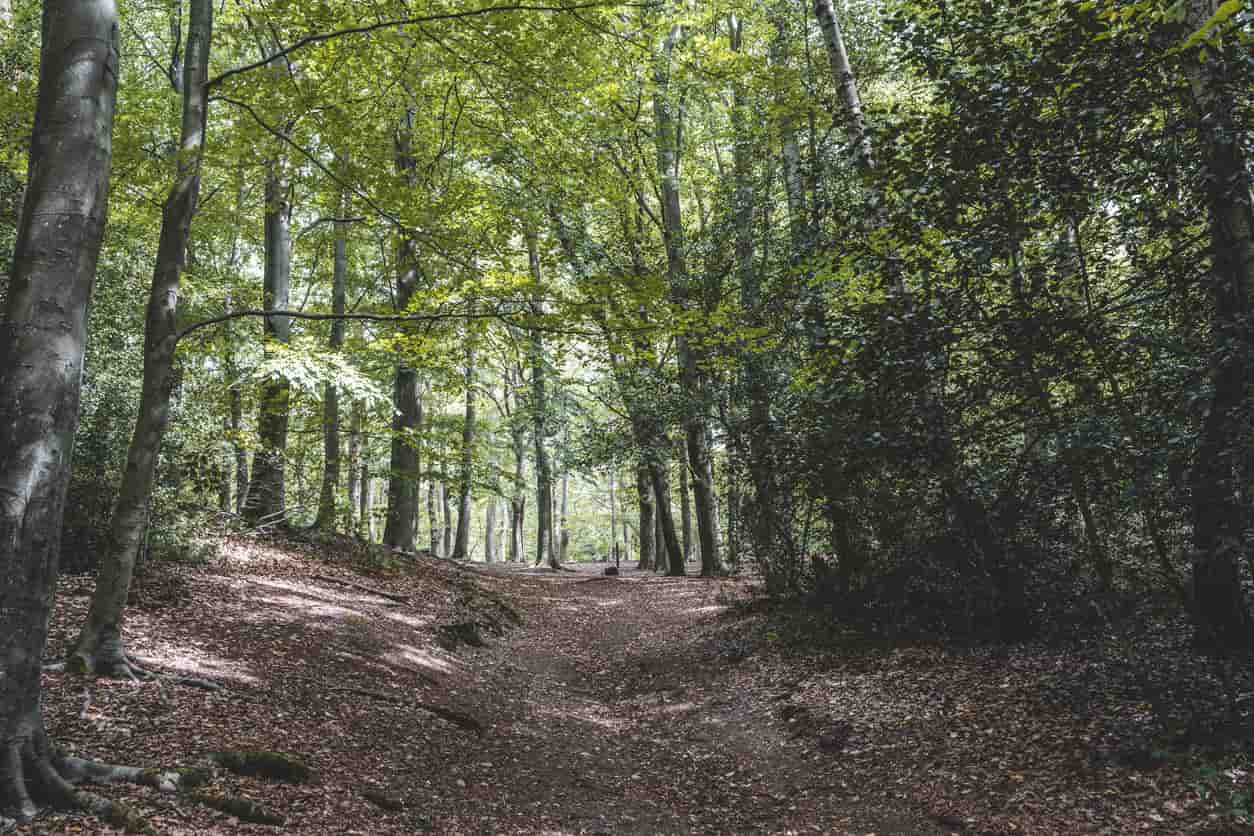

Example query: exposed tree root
[0,732,194,835]
[311,573,410,604]
[329,686,485,735]
[65,649,222,692]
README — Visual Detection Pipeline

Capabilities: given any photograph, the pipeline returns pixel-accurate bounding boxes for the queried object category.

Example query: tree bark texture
[0,0,120,820]
[71,0,212,677]
[527,231,559,569]
[315,199,349,531]
[383,112,422,552]
[653,22,719,577]
[244,166,292,525]
[451,314,477,560]
[1183,0,1254,649]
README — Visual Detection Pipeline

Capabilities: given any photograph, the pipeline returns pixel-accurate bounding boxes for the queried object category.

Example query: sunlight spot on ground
[382,611,434,629]
[135,643,260,685]
[387,644,457,676]
[687,605,728,615]
[253,594,362,620]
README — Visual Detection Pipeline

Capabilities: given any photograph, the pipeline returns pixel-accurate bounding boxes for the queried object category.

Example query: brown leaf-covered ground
[20,535,1254,834]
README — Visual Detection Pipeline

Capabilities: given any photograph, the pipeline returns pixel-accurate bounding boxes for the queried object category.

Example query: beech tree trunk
[0,0,124,820]
[346,400,363,534]
[437,481,449,557]
[360,463,371,542]
[244,165,292,525]
[315,197,349,531]
[526,231,559,569]
[72,0,212,677]
[428,479,441,557]
[484,499,497,563]
[1183,0,1254,649]
[678,444,693,564]
[451,314,477,560]
[653,22,719,577]
[383,111,422,552]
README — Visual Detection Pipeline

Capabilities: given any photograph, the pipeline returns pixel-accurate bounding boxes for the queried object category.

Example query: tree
[451,308,478,560]
[0,1,164,823]
[71,0,214,678]
[382,108,422,553]
[315,189,351,531]
[1181,0,1254,649]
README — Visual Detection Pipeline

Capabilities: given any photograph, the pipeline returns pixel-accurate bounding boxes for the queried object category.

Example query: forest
[1,0,1253,832]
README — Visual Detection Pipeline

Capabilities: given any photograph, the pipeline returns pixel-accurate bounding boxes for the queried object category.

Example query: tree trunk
[244,165,292,526]
[441,481,452,558]
[346,400,363,535]
[1,0,124,820]
[451,314,477,560]
[678,444,693,564]
[650,458,684,576]
[484,499,496,563]
[1182,0,1254,649]
[510,429,526,564]
[654,22,720,578]
[383,112,422,553]
[315,196,349,531]
[71,0,212,677]
[428,479,440,557]
[813,0,872,170]
[360,463,371,542]
[527,231,559,569]
[610,469,618,562]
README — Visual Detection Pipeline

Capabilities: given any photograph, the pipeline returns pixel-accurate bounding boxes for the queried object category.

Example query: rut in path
[455,563,938,835]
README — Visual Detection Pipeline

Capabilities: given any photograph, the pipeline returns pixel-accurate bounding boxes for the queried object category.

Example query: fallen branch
[311,574,410,604]
[329,686,484,735]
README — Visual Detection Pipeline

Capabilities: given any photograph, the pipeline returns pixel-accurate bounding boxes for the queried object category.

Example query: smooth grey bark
[504,367,528,563]
[383,111,422,552]
[441,480,452,558]
[650,450,684,575]
[314,196,349,531]
[346,399,363,535]
[526,231,559,569]
[609,469,618,562]
[71,0,212,677]
[451,312,477,560]
[484,499,497,563]
[244,166,292,525]
[225,187,249,515]
[678,443,693,564]
[360,464,372,541]
[653,22,717,577]
[813,0,871,170]
[1183,0,1254,648]
[0,0,122,821]
[428,479,440,557]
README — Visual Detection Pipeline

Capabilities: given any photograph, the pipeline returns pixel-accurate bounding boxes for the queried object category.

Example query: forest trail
[35,540,938,835]
[33,538,1244,834]
[468,563,939,835]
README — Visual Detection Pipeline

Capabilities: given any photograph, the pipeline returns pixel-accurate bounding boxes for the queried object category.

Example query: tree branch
[206,2,657,90]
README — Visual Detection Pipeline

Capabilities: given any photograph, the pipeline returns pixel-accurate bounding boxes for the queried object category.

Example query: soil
[17,535,1254,834]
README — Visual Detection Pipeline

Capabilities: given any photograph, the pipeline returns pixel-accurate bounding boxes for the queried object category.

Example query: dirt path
[446,563,939,835]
